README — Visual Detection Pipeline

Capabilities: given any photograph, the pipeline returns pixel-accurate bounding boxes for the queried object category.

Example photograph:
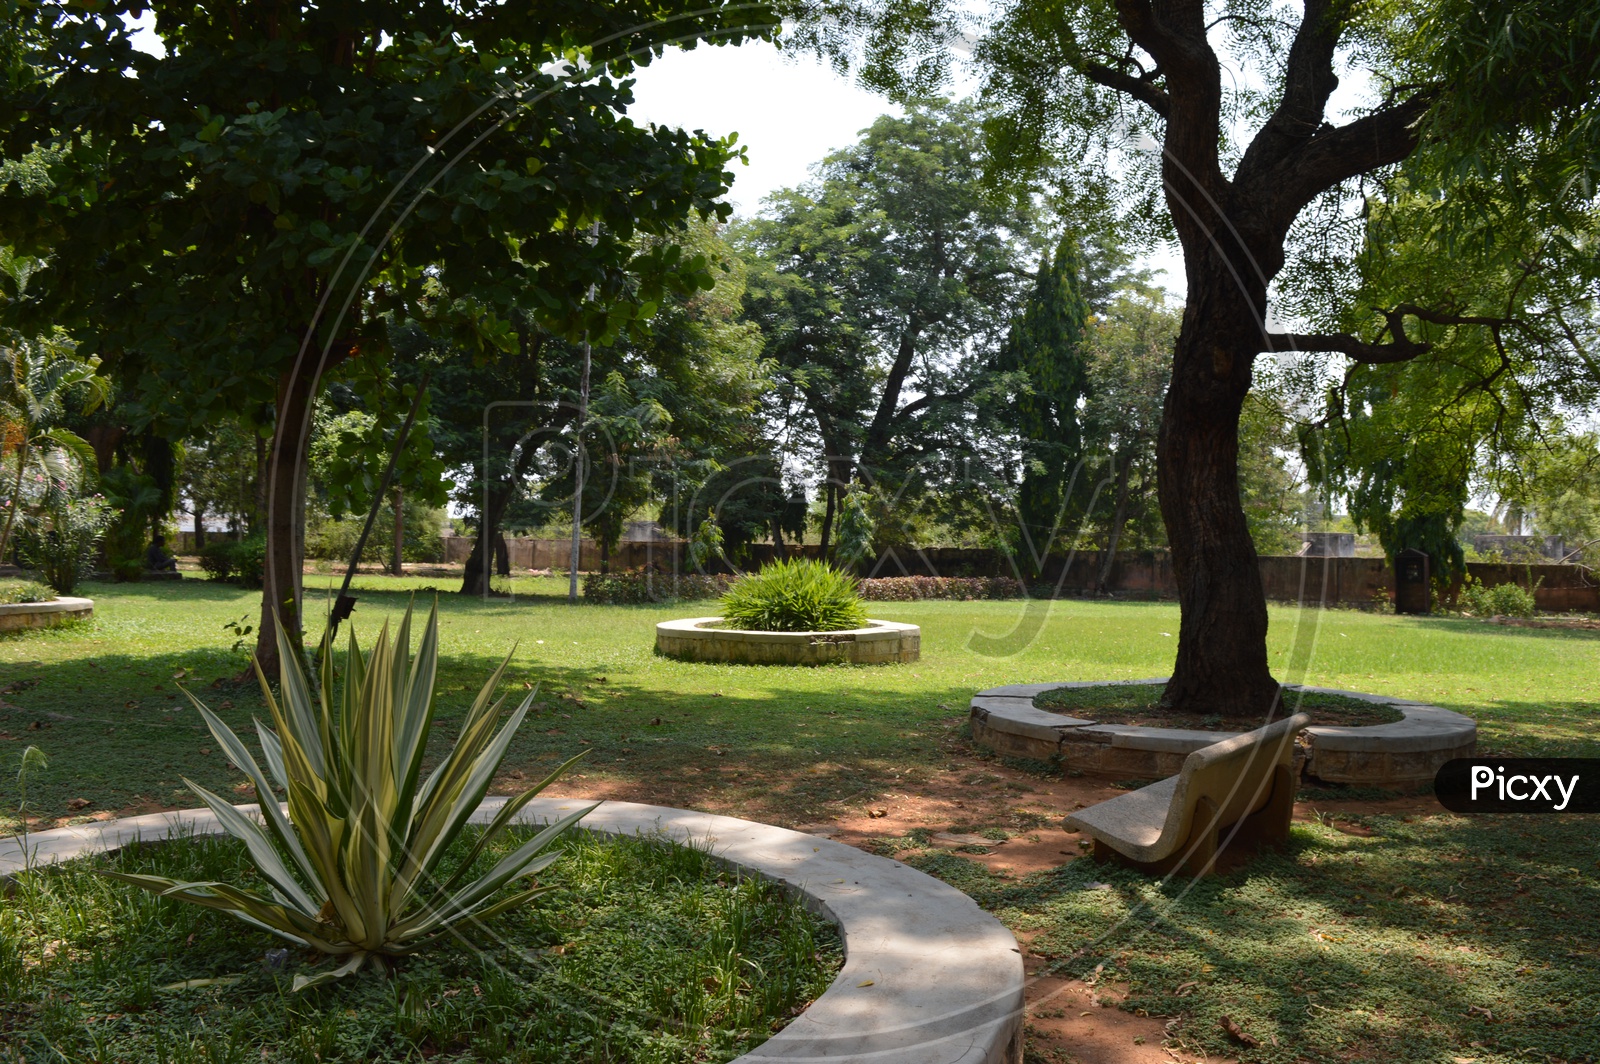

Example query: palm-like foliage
[0,338,109,562]
[104,603,594,990]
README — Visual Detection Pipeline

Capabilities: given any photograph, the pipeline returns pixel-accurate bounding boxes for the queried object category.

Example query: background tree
[738,98,1039,553]
[417,220,770,592]
[1,0,775,670]
[792,0,1600,712]
[997,233,1091,576]
[1080,287,1175,588]
[178,418,270,546]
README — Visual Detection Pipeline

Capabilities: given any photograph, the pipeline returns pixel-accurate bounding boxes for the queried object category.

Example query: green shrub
[228,534,267,589]
[98,466,163,582]
[1462,577,1539,618]
[583,568,735,604]
[15,494,113,595]
[859,575,1025,601]
[197,539,235,581]
[104,603,593,991]
[719,558,869,632]
[0,578,54,604]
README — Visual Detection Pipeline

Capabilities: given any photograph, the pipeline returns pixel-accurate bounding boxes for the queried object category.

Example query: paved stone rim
[0,595,93,631]
[656,617,921,666]
[0,797,1023,1064]
[970,680,1476,784]
[658,616,920,642]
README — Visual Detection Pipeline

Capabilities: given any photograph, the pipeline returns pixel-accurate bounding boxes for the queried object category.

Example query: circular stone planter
[969,679,1476,787]
[1,797,1022,1064]
[656,617,921,665]
[0,596,92,634]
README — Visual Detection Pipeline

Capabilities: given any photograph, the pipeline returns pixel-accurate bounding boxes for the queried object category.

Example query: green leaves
[720,558,870,633]
[105,601,593,990]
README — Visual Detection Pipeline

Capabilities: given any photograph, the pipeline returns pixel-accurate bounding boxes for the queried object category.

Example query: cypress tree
[1002,234,1091,572]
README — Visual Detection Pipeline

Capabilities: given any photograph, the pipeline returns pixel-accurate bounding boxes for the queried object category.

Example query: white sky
[626,41,901,217]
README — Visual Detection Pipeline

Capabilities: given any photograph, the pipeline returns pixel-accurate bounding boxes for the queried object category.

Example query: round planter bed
[656,616,921,665]
[0,595,93,634]
[969,679,1476,787]
[1,797,1022,1064]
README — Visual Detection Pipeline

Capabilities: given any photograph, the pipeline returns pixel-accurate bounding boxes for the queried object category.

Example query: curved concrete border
[657,617,920,665]
[970,679,1475,786]
[0,797,1022,1064]
[0,595,92,633]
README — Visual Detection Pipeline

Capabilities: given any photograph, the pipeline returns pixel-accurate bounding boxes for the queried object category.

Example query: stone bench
[1063,713,1310,876]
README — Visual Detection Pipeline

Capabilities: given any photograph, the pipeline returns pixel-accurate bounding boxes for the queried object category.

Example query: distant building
[1298,532,1355,557]
[621,521,674,543]
[1471,535,1566,561]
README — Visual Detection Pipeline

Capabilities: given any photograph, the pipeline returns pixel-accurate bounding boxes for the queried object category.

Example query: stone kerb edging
[970,680,1476,786]
[656,617,921,666]
[0,797,1023,1064]
[0,596,93,633]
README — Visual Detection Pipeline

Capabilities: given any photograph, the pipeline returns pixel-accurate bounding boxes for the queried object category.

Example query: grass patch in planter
[719,559,869,632]
[1033,682,1405,730]
[1,825,842,1063]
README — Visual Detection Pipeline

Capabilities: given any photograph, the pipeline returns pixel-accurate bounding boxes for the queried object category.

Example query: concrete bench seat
[1063,712,1311,876]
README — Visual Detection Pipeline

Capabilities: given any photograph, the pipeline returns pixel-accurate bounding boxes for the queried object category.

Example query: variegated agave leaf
[101,600,592,990]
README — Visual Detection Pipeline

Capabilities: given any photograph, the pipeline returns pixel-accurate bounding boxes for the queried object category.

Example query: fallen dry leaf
[1218,1015,1258,1048]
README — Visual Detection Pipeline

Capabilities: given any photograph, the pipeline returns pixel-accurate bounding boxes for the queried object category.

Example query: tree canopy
[784,0,1600,712]
[0,0,777,666]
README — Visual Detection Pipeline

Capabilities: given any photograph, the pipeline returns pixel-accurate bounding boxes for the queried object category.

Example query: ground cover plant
[718,559,868,632]
[0,824,842,1062]
[1033,683,1405,730]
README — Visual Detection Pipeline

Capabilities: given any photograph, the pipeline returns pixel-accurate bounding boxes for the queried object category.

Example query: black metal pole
[323,369,431,647]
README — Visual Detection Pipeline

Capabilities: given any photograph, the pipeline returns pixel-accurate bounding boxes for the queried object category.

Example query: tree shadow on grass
[924,813,1598,1062]
[1461,698,1600,758]
[1407,614,1600,644]
[3,629,984,833]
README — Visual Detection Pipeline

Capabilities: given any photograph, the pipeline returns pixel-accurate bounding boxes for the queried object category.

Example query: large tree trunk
[254,364,319,680]
[461,484,515,595]
[1157,263,1278,715]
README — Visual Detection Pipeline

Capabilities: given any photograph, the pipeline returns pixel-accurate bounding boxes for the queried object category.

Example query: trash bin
[1394,548,1430,614]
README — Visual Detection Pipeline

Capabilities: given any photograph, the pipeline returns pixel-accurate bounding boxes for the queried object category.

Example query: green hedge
[582,569,736,605]
[858,576,1025,601]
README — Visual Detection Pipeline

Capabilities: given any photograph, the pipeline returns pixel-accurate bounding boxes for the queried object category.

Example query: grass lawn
[2,575,1595,831]
[2,824,840,1062]
[3,575,1597,1063]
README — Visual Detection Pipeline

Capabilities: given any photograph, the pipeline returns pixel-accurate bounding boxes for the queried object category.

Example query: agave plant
[104,602,594,990]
